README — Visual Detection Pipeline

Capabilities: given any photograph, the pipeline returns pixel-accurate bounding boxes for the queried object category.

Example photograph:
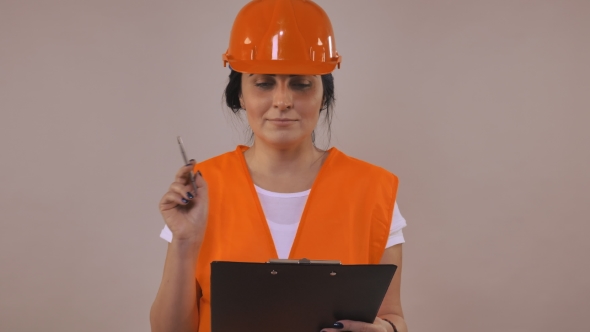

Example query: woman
[150,1,408,331]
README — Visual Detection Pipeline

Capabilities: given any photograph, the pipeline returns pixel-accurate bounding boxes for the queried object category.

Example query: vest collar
[233,144,338,258]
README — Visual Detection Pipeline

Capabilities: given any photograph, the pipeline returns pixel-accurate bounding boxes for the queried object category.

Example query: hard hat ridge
[258,0,308,61]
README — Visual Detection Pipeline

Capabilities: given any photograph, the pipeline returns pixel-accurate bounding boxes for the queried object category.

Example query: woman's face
[240,74,324,149]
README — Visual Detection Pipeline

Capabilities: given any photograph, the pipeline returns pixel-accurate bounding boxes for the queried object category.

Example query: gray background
[1,0,589,331]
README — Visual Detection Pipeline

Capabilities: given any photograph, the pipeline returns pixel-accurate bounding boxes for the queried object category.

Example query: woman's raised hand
[159,160,209,243]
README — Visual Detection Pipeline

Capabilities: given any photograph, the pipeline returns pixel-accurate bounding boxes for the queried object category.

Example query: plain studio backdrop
[1,0,589,331]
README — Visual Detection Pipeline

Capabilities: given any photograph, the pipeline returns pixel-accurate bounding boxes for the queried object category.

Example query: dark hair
[223,70,335,147]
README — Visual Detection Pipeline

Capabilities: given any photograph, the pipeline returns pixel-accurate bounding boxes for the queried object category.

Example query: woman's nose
[273,84,293,110]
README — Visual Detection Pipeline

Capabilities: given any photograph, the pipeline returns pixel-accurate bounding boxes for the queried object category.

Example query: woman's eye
[255,82,273,88]
[292,83,311,89]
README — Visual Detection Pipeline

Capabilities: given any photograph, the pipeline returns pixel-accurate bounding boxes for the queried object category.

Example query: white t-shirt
[160,185,407,259]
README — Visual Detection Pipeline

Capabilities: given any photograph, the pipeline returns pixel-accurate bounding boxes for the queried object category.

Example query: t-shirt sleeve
[160,224,173,243]
[385,201,407,248]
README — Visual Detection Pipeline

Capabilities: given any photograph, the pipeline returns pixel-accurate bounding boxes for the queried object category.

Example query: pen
[177,136,199,195]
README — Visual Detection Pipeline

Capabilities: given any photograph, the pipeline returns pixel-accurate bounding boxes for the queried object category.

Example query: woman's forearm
[150,239,202,332]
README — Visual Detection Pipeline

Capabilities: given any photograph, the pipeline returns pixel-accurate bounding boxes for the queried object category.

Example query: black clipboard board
[211,259,397,331]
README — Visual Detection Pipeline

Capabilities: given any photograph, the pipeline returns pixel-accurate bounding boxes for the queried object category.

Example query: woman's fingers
[172,161,208,199]
[161,168,207,208]
[320,320,384,332]
[173,160,196,183]
[193,170,207,193]
[163,161,206,206]
[169,182,195,200]
[159,191,189,210]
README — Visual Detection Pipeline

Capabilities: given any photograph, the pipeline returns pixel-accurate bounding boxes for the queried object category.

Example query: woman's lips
[267,119,297,126]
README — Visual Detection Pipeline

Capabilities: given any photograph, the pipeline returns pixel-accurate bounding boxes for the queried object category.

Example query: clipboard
[211,259,397,332]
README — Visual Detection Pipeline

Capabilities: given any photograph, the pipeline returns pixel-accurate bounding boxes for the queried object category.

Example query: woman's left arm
[321,244,408,332]
[375,244,407,332]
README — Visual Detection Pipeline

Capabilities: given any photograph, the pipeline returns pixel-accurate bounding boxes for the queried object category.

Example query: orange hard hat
[222,0,341,75]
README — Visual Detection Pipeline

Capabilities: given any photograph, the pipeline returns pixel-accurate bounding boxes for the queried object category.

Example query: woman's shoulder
[196,146,244,167]
[326,148,399,207]
[330,147,397,180]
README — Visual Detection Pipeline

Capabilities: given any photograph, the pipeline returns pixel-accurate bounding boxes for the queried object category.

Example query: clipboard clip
[268,258,342,265]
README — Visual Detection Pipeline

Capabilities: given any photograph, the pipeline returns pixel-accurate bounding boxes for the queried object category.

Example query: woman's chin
[258,132,310,148]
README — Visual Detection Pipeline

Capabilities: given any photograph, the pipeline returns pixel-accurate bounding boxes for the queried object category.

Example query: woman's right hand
[159,160,209,243]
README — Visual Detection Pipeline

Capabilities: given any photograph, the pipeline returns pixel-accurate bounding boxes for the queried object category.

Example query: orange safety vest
[193,145,398,332]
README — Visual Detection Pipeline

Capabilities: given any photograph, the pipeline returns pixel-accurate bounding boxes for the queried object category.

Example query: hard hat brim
[227,59,339,76]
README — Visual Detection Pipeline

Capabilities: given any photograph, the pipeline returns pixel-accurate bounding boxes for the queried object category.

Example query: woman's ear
[239,95,245,110]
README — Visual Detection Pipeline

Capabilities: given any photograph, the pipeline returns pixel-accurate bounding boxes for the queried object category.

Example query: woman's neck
[243,139,328,193]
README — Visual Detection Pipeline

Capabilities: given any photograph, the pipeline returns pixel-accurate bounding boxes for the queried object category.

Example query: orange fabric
[192,145,398,332]
[222,0,342,75]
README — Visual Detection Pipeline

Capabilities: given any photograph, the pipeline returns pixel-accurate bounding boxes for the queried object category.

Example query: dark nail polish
[185,163,192,167]
[189,159,195,162]
[187,192,194,199]
[197,170,202,177]
[181,198,188,204]
[333,322,344,329]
